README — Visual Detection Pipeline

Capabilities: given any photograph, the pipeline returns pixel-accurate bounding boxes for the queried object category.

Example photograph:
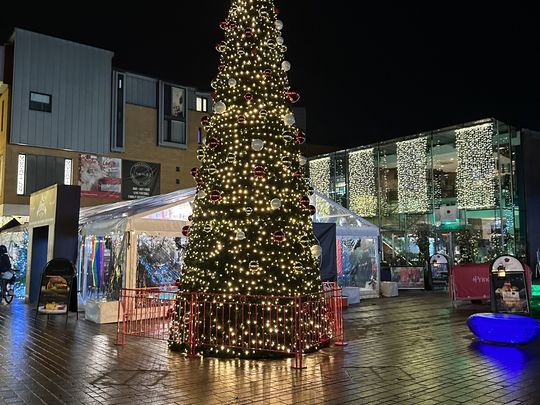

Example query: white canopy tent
[78,188,195,303]
[310,192,381,299]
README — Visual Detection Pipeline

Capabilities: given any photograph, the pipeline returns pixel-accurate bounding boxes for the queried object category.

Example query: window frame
[29,91,52,113]
[111,71,126,152]
[158,81,188,149]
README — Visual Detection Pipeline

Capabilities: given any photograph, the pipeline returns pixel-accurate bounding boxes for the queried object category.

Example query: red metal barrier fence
[115,283,345,369]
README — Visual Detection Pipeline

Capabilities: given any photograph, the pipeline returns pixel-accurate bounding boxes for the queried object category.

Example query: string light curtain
[309,157,331,216]
[397,137,429,213]
[456,123,495,209]
[309,157,331,196]
[348,148,377,217]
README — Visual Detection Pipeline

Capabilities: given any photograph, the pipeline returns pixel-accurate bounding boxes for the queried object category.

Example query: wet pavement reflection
[1,292,540,404]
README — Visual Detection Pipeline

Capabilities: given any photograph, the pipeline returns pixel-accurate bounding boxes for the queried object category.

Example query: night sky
[1,2,540,148]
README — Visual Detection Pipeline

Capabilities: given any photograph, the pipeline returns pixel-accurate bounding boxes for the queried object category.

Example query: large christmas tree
[170,0,325,356]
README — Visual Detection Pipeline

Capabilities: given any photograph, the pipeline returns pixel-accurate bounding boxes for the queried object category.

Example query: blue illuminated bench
[467,313,540,345]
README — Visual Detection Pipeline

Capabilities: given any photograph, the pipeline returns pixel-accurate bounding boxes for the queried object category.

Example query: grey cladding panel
[24,154,66,195]
[125,75,157,108]
[10,29,113,154]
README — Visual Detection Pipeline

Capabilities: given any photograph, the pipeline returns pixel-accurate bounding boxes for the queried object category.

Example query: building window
[159,82,187,147]
[29,92,52,112]
[198,128,204,144]
[196,96,208,112]
[1,100,4,131]
[17,154,26,195]
[112,72,125,151]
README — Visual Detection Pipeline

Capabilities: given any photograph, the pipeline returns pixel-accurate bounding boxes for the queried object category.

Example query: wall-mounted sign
[79,155,122,199]
[122,160,160,200]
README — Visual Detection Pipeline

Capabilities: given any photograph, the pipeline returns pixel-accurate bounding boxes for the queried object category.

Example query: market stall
[310,192,381,300]
[78,188,194,322]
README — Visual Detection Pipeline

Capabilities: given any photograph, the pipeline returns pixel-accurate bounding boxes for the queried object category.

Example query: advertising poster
[391,266,425,289]
[122,160,160,200]
[79,155,122,199]
[37,273,73,315]
[171,87,185,120]
[492,274,529,314]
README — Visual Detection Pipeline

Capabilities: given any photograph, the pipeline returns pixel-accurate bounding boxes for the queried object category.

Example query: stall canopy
[3,187,381,301]
[79,187,195,236]
[310,192,381,299]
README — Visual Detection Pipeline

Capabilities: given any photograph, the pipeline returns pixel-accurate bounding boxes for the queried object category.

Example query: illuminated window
[196,96,208,112]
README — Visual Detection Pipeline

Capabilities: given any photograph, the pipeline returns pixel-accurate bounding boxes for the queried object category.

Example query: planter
[85,300,121,324]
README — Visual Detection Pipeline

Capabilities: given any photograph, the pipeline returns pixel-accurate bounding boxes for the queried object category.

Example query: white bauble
[293,262,304,271]
[283,113,295,126]
[276,36,284,45]
[251,138,265,151]
[197,190,207,199]
[270,198,282,209]
[228,78,237,87]
[275,20,284,30]
[281,60,291,71]
[249,260,259,270]
[311,245,322,258]
[299,155,307,166]
[236,230,246,240]
[214,101,227,114]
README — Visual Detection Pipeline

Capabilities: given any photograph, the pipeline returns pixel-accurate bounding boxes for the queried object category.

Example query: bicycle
[1,270,18,304]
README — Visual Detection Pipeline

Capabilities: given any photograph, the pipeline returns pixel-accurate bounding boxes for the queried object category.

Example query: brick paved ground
[1,291,540,404]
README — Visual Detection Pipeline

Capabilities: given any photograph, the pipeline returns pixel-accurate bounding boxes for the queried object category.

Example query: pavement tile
[1,291,540,404]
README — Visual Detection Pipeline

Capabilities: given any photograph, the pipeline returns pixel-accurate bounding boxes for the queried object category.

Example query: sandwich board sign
[36,258,78,324]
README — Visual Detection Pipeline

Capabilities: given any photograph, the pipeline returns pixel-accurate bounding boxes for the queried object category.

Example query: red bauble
[196,180,204,188]
[299,196,310,208]
[211,91,217,100]
[219,21,229,30]
[237,115,246,124]
[208,137,220,149]
[263,69,272,78]
[245,28,253,38]
[295,130,306,144]
[272,230,285,243]
[244,93,253,102]
[253,166,266,179]
[228,21,237,30]
[218,64,226,72]
[308,205,316,215]
[274,7,280,15]
[182,225,190,237]
[201,116,210,127]
[285,90,300,103]
[293,170,302,178]
[190,167,200,178]
[251,47,257,56]
[209,190,222,202]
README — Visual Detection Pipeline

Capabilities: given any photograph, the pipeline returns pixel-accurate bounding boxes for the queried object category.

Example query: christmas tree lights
[456,123,495,209]
[397,137,428,213]
[169,0,328,358]
[348,148,377,217]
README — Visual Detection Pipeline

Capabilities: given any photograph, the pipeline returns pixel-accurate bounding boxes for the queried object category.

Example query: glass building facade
[308,118,528,267]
